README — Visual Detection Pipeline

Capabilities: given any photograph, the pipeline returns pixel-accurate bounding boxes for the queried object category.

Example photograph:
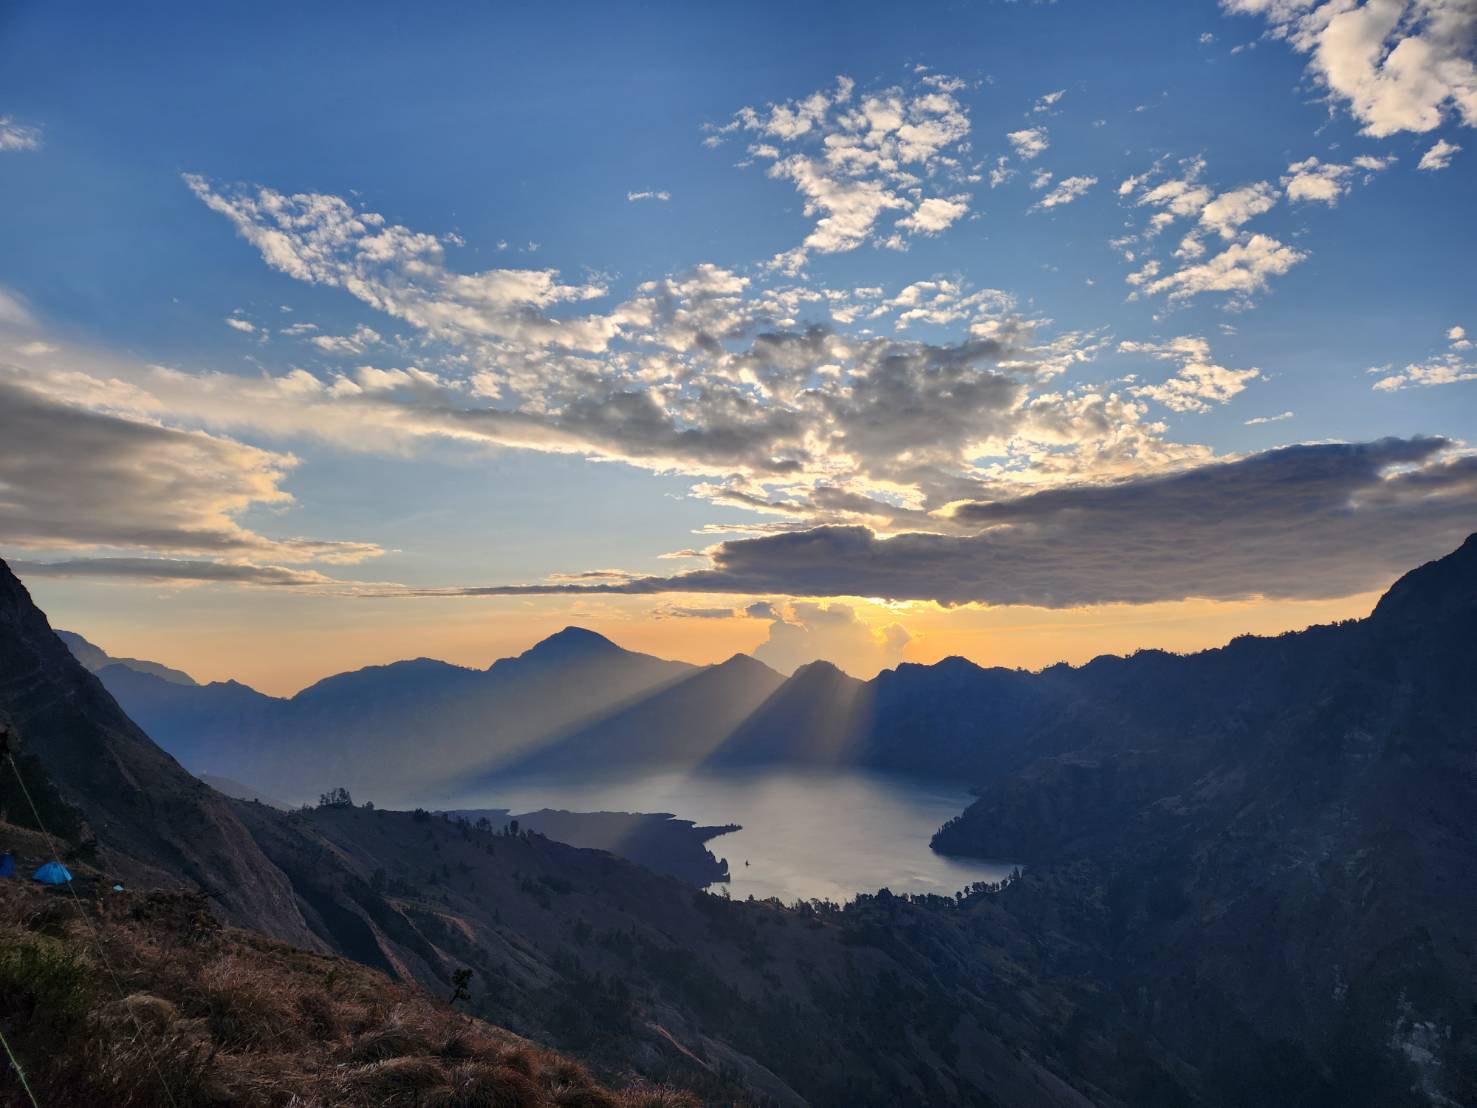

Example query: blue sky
[2,0,1474,689]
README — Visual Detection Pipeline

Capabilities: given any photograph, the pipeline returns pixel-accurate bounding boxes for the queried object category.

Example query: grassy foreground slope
[0,861,693,1108]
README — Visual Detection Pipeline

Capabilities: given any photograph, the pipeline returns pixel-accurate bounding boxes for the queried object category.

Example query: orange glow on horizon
[28,576,1384,697]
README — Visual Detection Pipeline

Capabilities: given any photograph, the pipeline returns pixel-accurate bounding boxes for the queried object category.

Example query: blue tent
[0,852,14,877]
[31,861,72,885]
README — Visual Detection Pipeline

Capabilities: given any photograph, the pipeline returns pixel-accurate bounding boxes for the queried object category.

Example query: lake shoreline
[441,767,1016,904]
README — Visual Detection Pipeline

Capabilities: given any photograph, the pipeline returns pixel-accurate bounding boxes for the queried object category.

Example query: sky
[1,0,1474,694]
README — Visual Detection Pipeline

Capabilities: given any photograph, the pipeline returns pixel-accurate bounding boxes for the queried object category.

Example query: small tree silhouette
[451,968,473,1004]
[317,787,353,809]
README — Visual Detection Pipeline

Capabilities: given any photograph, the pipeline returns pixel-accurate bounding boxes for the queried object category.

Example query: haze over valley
[3,2,1476,1104]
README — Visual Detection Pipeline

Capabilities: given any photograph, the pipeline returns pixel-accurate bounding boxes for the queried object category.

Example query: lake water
[441,768,1015,903]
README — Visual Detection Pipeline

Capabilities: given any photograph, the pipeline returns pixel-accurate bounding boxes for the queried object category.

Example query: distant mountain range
[57,628,198,685]
[76,625,697,802]
[7,535,1477,1104]
[57,531,1477,835]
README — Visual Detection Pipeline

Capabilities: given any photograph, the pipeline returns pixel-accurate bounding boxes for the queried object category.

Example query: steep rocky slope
[0,561,313,946]
[934,535,1477,1106]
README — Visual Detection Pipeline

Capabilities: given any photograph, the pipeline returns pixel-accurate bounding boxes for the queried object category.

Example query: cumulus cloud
[1370,353,1477,389]
[1119,335,1260,412]
[1282,156,1357,202]
[1006,127,1049,159]
[0,117,41,151]
[184,174,615,353]
[1116,149,1394,304]
[1198,181,1280,235]
[895,195,971,233]
[455,438,1477,608]
[1368,324,1477,388]
[1033,175,1098,209]
[1139,233,1305,303]
[751,601,911,678]
[308,324,382,355]
[71,187,1197,527]
[1222,0,1477,136]
[1418,136,1461,168]
[707,74,976,271]
[1116,159,1308,304]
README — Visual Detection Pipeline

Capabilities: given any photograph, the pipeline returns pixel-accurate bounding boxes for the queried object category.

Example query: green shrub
[0,935,93,1031]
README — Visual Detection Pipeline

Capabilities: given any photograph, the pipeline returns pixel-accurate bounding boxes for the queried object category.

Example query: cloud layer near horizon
[438,437,1477,607]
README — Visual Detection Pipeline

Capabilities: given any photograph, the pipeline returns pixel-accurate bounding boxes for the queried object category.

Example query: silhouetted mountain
[930,533,1477,1105]
[92,627,695,802]
[0,560,312,944]
[502,624,629,667]
[57,627,197,685]
[495,651,785,778]
[704,658,869,766]
[4,540,1476,1105]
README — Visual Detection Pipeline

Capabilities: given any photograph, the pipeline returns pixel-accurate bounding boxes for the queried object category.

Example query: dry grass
[0,879,699,1108]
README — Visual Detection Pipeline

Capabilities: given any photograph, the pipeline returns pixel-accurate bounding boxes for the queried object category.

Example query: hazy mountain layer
[58,627,198,685]
[92,626,696,802]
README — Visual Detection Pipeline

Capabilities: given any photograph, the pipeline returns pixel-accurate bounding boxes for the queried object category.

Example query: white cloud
[1245,410,1294,424]
[708,74,976,271]
[225,317,256,333]
[1033,175,1098,209]
[1222,0,1477,136]
[1199,181,1280,234]
[750,601,911,678]
[1007,127,1049,159]
[1417,137,1461,169]
[1141,233,1306,303]
[308,324,383,355]
[1032,90,1066,113]
[1371,353,1477,389]
[626,190,672,202]
[184,174,615,353]
[0,117,41,151]
[894,194,970,234]
[1282,156,1356,203]
[1116,148,1394,305]
[1369,324,1477,388]
[1119,335,1260,412]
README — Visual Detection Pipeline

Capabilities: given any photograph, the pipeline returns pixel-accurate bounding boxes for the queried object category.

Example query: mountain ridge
[74,535,1477,801]
[4,537,1477,1104]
